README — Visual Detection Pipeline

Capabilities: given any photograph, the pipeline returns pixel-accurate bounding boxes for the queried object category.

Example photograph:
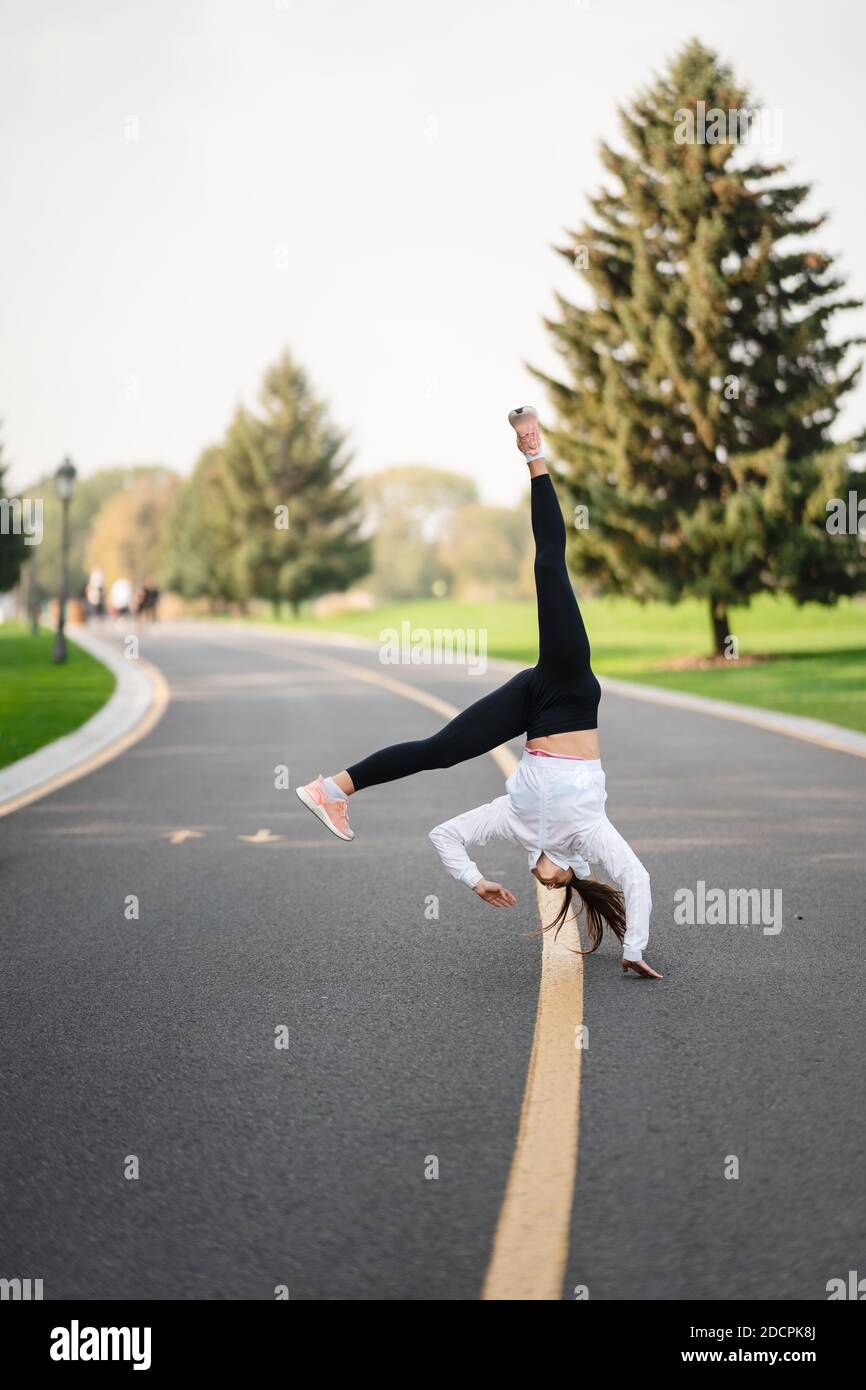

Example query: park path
[2,621,864,1299]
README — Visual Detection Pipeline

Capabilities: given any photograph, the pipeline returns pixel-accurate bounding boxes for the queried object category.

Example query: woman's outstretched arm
[428,797,517,905]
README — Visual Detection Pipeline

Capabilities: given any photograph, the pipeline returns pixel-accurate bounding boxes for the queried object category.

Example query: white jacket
[428,752,652,961]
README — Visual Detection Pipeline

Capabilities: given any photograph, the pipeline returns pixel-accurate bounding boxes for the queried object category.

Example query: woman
[297,407,662,980]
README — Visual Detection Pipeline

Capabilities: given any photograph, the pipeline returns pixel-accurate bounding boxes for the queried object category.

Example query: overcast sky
[2,0,865,504]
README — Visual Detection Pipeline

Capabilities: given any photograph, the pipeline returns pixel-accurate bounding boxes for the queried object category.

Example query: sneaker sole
[295,785,354,841]
[508,404,538,426]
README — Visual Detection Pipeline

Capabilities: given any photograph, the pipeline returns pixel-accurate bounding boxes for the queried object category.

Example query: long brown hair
[531,874,626,955]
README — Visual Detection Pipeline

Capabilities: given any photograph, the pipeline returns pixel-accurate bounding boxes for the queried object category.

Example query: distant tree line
[1,350,534,615]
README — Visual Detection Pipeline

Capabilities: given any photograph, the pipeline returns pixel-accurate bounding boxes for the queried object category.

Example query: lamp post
[52,456,77,664]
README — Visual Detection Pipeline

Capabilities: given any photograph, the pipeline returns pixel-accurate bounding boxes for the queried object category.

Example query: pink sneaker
[295,775,355,841]
[508,405,545,461]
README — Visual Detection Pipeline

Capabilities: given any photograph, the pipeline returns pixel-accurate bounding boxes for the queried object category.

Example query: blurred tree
[0,429,27,594]
[21,466,161,603]
[362,466,477,600]
[161,447,240,606]
[536,38,866,654]
[85,470,182,589]
[436,502,528,598]
[210,351,370,614]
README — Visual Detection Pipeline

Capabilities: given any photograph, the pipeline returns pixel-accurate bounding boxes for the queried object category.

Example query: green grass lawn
[0,623,116,770]
[244,593,866,734]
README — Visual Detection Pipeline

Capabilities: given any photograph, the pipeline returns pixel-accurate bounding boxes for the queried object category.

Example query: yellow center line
[207,632,584,1301]
[481,892,583,1301]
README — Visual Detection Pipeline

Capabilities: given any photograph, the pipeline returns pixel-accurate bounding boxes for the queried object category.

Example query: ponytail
[531,875,626,955]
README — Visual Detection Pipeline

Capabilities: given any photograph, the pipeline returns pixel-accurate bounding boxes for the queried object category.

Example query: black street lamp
[52,456,77,664]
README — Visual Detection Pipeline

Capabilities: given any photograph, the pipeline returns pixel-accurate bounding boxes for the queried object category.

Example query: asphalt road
[2,621,865,1300]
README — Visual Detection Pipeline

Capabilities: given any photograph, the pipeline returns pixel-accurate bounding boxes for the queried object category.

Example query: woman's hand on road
[622,957,664,980]
[473,879,516,908]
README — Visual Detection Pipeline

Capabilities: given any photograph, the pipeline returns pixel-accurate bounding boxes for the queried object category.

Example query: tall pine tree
[162,447,241,606]
[535,39,865,654]
[167,351,371,613]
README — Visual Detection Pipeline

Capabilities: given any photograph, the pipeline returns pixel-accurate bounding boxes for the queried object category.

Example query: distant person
[85,567,105,618]
[108,576,133,618]
[135,583,160,622]
[296,408,662,980]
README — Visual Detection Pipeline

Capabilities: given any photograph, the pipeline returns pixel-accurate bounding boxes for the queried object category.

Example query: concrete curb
[0,626,170,816]
[596,675,866,760]
[188,619,866,761]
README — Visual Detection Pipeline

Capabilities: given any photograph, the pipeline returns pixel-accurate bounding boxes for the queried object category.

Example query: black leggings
[347,473,599,791]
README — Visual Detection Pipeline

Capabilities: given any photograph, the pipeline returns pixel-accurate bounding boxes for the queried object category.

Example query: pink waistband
[525,747,590,762]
